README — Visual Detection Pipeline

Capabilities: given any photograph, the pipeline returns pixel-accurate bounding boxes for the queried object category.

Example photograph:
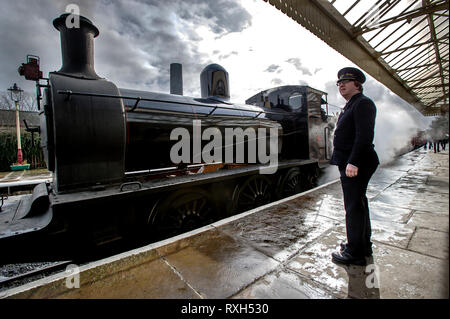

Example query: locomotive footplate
[50,159,318,207]
[0,184,52,240]
[0,186,54,264]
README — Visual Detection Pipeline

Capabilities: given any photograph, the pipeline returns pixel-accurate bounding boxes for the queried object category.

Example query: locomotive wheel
[148,188,217,239]
[276,168,305,199]
[306,165,320,188]
[232,175,272,214]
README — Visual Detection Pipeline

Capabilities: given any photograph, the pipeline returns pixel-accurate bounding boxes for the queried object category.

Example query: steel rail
[0,260,72,287]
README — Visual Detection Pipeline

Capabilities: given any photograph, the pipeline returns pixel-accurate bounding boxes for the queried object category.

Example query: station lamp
[7,83,24,165]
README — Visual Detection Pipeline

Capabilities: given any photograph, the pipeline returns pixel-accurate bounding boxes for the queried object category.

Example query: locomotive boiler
[0,13,332,263]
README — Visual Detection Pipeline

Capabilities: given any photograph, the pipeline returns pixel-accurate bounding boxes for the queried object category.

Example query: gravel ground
[0,262,64,293]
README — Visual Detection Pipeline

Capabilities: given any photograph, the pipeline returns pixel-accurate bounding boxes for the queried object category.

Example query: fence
[0,130,46,171]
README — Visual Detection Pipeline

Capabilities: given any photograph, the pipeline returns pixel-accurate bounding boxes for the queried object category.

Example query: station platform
[0,169,52,195]
[1,147,448,299]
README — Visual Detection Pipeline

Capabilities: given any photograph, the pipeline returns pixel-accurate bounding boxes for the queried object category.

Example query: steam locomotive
[0,14,333,263]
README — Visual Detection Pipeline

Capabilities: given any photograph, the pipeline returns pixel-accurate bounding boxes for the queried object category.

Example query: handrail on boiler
[57,90,276,119]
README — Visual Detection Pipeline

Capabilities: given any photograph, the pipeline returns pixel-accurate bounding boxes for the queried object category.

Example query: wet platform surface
[1,148,448,299]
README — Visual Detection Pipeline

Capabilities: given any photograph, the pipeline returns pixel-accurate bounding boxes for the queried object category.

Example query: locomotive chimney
[52,13,101,79]
[170,63,183,95]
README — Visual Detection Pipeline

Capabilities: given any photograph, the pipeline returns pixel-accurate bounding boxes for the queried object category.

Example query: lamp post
[8,83,24,165]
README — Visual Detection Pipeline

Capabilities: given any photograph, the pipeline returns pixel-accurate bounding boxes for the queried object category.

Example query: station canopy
[264,0,449,116]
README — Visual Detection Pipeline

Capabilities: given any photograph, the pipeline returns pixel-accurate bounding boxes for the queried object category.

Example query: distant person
[433,139,440,153]
[329,67,379,266]
[440,138,447,151]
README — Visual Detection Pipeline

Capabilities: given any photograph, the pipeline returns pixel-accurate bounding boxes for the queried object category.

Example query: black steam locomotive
[0,14,332,262]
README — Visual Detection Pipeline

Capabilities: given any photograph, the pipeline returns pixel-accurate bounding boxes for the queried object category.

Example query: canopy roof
[265,0,449,116]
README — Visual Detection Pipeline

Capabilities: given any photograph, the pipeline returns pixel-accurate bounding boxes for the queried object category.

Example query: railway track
[0,260,73,292]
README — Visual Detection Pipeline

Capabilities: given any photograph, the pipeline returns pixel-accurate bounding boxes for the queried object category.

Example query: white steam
[370,83,431,165]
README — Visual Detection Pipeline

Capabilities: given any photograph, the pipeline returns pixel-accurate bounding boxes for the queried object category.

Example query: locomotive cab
[246,85,332,165]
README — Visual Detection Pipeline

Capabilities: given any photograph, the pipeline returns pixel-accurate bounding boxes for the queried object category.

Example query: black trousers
[339,163,378,257]
[434,142,440,153]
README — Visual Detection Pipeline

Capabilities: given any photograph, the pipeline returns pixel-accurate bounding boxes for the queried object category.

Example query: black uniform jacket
[330,93,379,168]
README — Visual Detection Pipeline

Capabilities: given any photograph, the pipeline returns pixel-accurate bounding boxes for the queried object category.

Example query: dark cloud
[175,0,252,34]
[265,64,281,73]
[0,0,252,97]
[298,80,309,86]
[286,57,312,76]
[271,78,282,85]
[0,0,60,94]
[218,51,238,60]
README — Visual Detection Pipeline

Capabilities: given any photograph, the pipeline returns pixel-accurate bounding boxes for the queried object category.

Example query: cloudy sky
[0,0,434,163]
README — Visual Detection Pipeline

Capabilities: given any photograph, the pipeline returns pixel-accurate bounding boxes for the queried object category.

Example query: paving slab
[370,168,407,185]
[315,194,346,221]
[283,225,382,299]
[425,176,449,194]
[4,246,199,299]
[408,193,449,214]
[285,226,350,299]
[374,244,448,299]
[55,258,201,299]
[371,189,419,209]
[218,204,338,263]
[371,219,416,249]
[157,228,280,299]
[232,269,336,299]
[407,228,449,260]
[369,201,413,224]
[407,211,449,232]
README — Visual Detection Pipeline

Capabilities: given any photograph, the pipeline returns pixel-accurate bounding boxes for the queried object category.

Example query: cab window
[288,93,303,110]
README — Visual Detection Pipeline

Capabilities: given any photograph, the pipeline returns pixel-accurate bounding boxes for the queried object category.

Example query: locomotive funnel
[53,13,101,79]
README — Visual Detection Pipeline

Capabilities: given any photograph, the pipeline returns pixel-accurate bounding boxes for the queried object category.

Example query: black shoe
[332,251,367,266]
[340,243,372,257]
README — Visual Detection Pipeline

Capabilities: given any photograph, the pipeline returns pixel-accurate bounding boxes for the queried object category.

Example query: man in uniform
[330,67,379,266]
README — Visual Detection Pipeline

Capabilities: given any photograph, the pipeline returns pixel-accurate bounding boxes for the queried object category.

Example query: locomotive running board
[48,159,319,207]
[0,183,53,240]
